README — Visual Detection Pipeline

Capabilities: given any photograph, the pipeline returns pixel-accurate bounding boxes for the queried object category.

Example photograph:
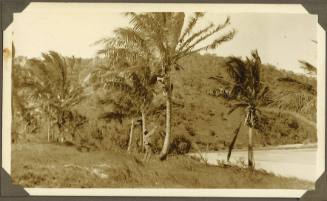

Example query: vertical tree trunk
[127,118,134,153]
[59,130,64,143]
[141,110,146,152]
[58,112,65,143]
[47,105,50,142]
[248,127,254,168]
[24,123,28,135]
[50,121,54,141]
[58,122,65,143]
[50,122,53,141]
[160,91,171,160]
[47,118,50,142]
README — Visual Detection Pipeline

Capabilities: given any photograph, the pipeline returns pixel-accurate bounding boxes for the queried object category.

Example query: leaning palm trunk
[160,88,172,160]
[141,110,146,152]
[127,118,134,153]
[248,126,254,168]
[227,122,242,162]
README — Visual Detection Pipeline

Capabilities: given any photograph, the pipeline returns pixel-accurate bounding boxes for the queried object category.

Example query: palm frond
[180,16,233,55]
[114,27,145,46]
[227,103,248,115]
[247,49,261,95]
[190,29,236,53]
[257,86,269,101]
[177,23,214,53]
[28,59,54,85]
[178,12,205,44]
[208,75,231,87]
[226,56,247,84]
[105,79,133,92]
[165,12,185,52]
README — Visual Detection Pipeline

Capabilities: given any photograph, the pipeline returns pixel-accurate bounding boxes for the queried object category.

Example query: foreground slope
[12,143,314,188]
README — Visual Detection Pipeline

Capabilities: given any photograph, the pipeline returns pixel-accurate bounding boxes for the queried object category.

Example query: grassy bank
[11,143,313,189]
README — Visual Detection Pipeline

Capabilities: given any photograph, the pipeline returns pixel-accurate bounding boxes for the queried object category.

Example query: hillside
[11,53,317,190]
[12,53,317,152]
[70,53,317,153]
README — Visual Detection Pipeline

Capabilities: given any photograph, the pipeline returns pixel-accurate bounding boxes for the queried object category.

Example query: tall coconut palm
[18,51,85,142]
[12,62,40,139]
[12,44,39,140]
[91,56,158,151]
[210,50,271,168]
[96,24,161,150]
[94,70,157,152]
[98,12,236,160]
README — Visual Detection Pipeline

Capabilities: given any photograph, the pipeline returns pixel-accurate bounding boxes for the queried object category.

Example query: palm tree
[12,46,46,139]
[98,89,139,153]
[210,50,271,168]
[96,25,160,151]
[98,12,236,160]
[12,44,35,140]
[18,51,85,142]
[92,63,158,152]
[91,61,158,152]
[12,62,39,140]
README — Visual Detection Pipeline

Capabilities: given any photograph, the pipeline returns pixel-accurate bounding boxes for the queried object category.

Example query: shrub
[169,134,192,155]
[185,125,196,136]
[62,110,88,141]
[76,120,129,151]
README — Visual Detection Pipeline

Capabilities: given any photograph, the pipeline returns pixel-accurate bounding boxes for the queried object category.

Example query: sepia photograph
[2,2,325,197]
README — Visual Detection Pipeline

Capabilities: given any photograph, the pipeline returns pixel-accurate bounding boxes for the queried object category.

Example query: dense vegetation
[11,12,317,188]
[12,52,317,153]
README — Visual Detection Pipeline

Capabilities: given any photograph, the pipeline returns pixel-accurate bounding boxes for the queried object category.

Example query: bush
[185,125,196,136]
[136,127,192,155]
[59,110,88,142]
[75,120,130,151]
[169,134,192,155]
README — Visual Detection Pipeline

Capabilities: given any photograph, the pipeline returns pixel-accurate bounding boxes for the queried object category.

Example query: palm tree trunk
[24,122,28,134]
[58,122,65,143]
[248,127,254,168]
[47,118,50,142]
[50,121,54,141]
[141,110,146,152]
[127,118,134,153]
[160,89,172,160]
[50,122,53,141]
[227,122,242,162]
[47,105,50,142]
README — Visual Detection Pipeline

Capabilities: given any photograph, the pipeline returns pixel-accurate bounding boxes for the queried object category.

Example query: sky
[13,3,317,74]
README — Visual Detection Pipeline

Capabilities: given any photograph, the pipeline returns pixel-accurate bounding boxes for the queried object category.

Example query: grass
[11,54,317,189]
[11,143,314,189]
